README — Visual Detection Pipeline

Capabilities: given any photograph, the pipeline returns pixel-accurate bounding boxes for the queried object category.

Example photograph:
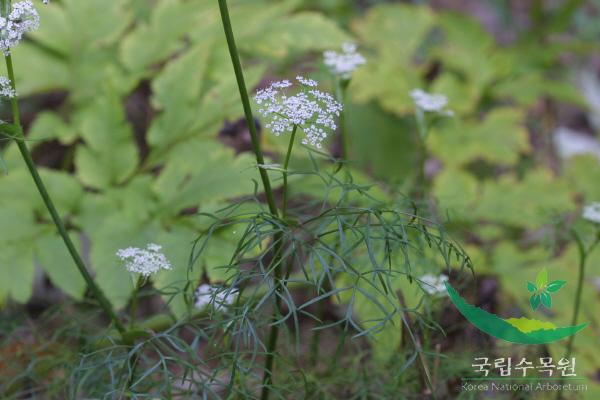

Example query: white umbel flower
[324,42,366,79]
[410,89,453,116]
[254,76,343,148]
[0,1,40,55]
[419,274,449,295]
[0,76,15,98]
[116,243,172,277]
[194,284,238,311]
[583,202,600,224]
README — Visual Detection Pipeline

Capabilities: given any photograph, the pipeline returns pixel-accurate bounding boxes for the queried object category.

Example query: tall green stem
[260,129,297,400]
[565,234,586,361]
[281,125,297,217]
[217,0,278,218]
[557,231,598,400]
[4,54,125,334]
[129,276,144,329]
[336,82,350,160]
[216,2,289,398]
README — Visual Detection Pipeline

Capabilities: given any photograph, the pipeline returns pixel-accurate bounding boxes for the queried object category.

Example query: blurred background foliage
[0,0,599,397]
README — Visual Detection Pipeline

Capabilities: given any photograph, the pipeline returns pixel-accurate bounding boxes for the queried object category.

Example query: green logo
[445,269,587,344]
[526,268,566,311]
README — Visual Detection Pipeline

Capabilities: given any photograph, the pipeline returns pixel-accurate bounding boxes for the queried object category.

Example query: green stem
[281,125,297,218]
[337,80,351,161]
[565,234,586,361]
[217,0,278,219]
[4,54,125,334]
[217,2,292,397]
[397,290,436,398]
[260,128,298,399]
[557,232,597,400]
[129,276,144,329]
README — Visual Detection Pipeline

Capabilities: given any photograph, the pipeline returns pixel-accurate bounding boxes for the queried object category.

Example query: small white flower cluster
[116,243,172,277]
[0,1,41,55]
[410,89,453,116]
[255,76,343,148]
[194,284,238,311]
[419,273,449,295]
[583,202,600,224]
[323,42,366,79]
[0,76,15,98]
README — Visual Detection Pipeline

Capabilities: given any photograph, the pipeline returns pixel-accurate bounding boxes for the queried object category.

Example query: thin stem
[565,233,586,360]
[557,231,597,400]
[260,128,297,399]
[217,0,278,218]
[336,80,350,160]
[281,125,297,218]
[4,54,126,334]
[397,290,436,399]
[129,276,144,329]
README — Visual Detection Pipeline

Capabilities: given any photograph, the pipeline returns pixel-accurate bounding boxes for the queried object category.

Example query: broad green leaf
[28,112,78,145]
[74,94,139,188]
[493,73,586,108]
[37,169,85,216]
[354,4,435,63]
[434,12,508,87]
[75,176,160,230]
[61,0,132,46]
[250,12,350,58]
[527,281,537,293]
[345,102,417,182]
[350,61,421,116]
[473,169,573,229]
[546,280,566,293]
[153,226,201,318]
[152,139,258,212]
[0,242,35,304]
[0,203,41,242]
[429,108,530,167]
[535,268,548,288]
[35,234,86,300]
[432,168,479,218]
[88,216,161,309]
[8,43,70,96]
[119,0,202,72]
[431,72,480,115]
[565,155,600,201]
[75,143,138,189]
[147,42,214,149]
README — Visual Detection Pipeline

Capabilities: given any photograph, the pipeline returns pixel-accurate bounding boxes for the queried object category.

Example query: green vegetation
[0,0,599,398]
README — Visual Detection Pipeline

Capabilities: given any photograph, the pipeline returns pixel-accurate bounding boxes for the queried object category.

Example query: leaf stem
[3,54,126,334]
[216,2,288,397]
[557,230,598,400]
[217,0,279,218]
[397,290,436,398]
[281,125,297,217]
[336,80,350,160]
[129,276,144,329]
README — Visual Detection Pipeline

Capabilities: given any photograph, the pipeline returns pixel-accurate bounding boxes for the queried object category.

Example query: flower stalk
[556,226,598,400]
[216,1,286,397]
[281,125,297,217]
[3,53,126,334]
[216,0,278,218]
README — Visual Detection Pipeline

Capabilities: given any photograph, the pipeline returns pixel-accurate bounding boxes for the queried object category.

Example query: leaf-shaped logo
[527,269,566,311]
